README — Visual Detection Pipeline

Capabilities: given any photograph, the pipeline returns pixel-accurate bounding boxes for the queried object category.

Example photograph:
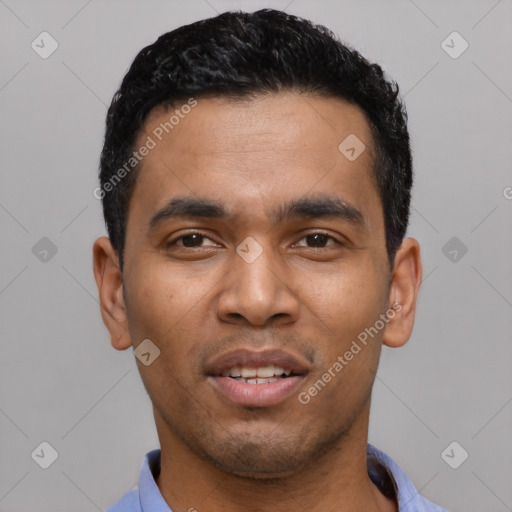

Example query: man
[93,9,447,512]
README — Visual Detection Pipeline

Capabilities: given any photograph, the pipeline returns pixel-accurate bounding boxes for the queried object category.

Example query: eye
[293,232,342,249]
[165,231,343,251]
[167,231,219,248]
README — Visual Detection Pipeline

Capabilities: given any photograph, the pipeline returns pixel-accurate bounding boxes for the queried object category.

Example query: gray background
[1,0,511,511]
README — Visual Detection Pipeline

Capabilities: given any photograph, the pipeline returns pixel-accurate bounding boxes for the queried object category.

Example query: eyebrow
[148,194,365,231]
[149,197,227,230]
[272,196,364,226]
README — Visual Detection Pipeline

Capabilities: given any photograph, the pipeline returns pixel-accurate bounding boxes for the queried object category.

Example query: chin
[201,426,340,480]
[206,442,304,480]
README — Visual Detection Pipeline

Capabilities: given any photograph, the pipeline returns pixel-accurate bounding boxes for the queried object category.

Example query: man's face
[120,92,392,477]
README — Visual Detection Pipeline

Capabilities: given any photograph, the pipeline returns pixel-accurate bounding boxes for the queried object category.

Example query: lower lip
[208,375,305,407]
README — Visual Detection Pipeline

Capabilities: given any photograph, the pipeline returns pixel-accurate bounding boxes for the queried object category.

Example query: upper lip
[206,349,310,376]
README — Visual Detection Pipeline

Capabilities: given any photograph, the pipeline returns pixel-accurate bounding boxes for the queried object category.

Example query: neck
[154,400,397,512]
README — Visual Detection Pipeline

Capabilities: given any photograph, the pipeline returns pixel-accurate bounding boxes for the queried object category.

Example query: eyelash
[166,230,344,249]
[166,231,216,248]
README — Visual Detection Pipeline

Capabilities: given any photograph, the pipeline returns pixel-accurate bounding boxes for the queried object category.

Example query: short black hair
[99,8,412,271]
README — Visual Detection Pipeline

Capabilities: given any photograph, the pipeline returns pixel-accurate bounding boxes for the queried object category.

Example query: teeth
[240,377,280,384]
[256,365,275,378]
[222,365,293,379]
[222,367,241,377]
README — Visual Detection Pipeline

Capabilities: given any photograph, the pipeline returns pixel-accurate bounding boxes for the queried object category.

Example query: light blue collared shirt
[107,444,448,511]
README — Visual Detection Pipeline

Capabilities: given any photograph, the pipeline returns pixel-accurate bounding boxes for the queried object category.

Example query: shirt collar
[138,449,172,511]
[367,443,444,511]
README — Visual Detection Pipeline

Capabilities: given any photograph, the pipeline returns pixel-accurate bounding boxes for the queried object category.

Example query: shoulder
[106,486,141,512]
[106,449,163,512]
[367,444,449,512]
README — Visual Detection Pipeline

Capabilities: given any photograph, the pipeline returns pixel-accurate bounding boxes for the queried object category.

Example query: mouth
[206,349,309,408]
[220,364,293,384]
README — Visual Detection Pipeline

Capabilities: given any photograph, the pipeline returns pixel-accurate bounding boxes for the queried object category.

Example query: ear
[92,236,132,350]
[382,237,422,348]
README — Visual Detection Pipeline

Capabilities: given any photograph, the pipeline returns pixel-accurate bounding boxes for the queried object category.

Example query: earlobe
[382,237,422,349]
[92,237,132,351]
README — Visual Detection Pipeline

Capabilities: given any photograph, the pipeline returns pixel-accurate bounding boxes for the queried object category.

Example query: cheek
[125,258,205,333]
[317,264,388,395]
[124,259,220,381]
[124,264,205,409]
[303,259,388,336]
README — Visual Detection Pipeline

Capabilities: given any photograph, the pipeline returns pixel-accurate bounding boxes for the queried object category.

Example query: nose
[216,244,300,327]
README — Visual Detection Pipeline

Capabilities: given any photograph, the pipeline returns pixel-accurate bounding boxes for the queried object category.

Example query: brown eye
[295,232,341,249]
[167,231,218,248]
[181,233,205,247]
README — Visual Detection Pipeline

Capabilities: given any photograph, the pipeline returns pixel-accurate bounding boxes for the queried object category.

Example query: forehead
[129,92,382,230]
